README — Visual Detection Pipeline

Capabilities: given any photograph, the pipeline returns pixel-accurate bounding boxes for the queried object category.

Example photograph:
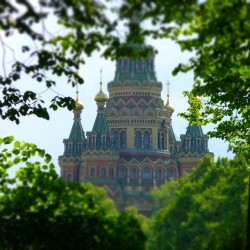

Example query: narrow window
[135,131,142,148]
[110,167,114,177]
[158,132,161,149]
[161,133,165,149]
[90,168,96,177]
[67,173,72,181]
[101,168,107,178]
[114,131,120,148]
[143,131,150,149]
[137,60,143,71]
[124,59,129,71]
[167,168,175,180]
[118,167,126,179]
[143,167,151,179]
[120,130,127,148]
[156,168,163,180]
[131,168,137,179]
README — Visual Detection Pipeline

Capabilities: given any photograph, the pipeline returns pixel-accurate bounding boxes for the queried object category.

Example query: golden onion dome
[75,92,84,110]
[94,82,108,103]
[165,102,175,113]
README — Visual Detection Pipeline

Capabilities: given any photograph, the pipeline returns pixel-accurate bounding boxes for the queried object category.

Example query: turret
[86,76,114,150]
[59,91,87,182]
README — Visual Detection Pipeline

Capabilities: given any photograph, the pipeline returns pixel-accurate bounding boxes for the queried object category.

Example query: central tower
[103,45,178,214]
[106,46,174,154]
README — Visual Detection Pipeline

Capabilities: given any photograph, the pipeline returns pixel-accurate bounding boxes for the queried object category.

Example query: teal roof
[179,124,209,154]
[114,58,157,82]
[86,108,115,151]
[62,109,87,157]
[114,43,157,82]
[69,119,85,141]
[186,124,204,138]
[92,112,111,135]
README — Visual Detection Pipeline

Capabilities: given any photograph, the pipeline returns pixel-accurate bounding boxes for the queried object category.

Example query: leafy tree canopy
[0,136,146,250]
[150,154,249,250]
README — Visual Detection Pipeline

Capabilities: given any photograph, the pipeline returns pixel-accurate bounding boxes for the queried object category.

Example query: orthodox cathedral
[58,45,211,215]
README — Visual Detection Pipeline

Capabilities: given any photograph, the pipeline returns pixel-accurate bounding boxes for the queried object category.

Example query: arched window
[160,133,165,149]
[118,167,126,179]
[88,137,92,149]
[143,167,151,179]
[110,167,114,177]
[130,168,137,179]
[137,60,143,71]
[95,135,101,150]
[68,143,72,155]
[143,131,150,149]
[90,168,96,177]
[156,168,163,180]
[124,59,129,71]
[167,167,175,180]
[148,59,154,71]
[158,132,161,149]
[67,173,72,181]
[114,131,119,148]
[101,168,107,178]
[120,130,127,148]
[135,131,142,148]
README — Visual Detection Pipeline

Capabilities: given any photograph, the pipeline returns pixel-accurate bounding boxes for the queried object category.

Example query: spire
[94,68,108,104]
[167,80,170,104]
[165,80,174,113]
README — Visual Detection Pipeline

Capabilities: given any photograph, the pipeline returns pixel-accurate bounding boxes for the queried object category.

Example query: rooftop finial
[74,83,84,112]
[76,83,79,102]
[100,67,103,90]
[167,80,170,104]
[165,80,174,113]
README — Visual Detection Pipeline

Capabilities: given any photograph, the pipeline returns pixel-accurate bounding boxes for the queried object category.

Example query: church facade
[58,48,210,215]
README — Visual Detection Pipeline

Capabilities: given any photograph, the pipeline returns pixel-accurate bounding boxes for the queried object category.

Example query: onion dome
[165,102,175,113]
[75,91,84,111]
[94,87,108,103]
[94,70,108,103]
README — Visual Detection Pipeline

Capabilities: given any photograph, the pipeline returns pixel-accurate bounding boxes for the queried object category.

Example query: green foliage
[0,0,152,123]
[171,0,250,156]
[0,136,146,250]
[150,155,249,250]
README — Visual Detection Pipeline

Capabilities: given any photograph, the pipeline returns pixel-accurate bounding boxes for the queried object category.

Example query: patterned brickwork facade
[59,47,211,215]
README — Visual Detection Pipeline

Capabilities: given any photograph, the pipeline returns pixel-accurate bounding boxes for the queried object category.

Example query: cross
[166,80,170,103]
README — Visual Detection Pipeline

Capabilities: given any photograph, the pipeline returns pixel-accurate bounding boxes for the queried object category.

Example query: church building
[58,45,211,215]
